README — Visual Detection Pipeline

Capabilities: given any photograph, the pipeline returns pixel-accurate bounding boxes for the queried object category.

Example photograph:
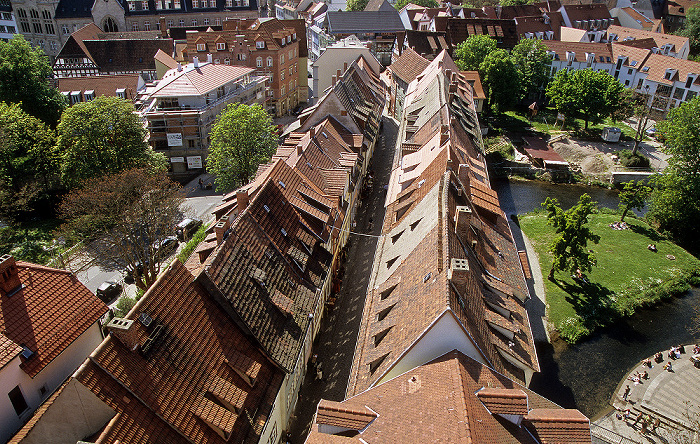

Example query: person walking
[623,385,631,401]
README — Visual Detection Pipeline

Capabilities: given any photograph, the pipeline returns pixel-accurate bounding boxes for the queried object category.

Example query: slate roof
[201,162,334,372]
[54,0,92,18]
[326,10,405,34]
[0,257,107,377]
[150,62,255,97]
[348,51,538,397]
[74,260,283,444]
[390,47,430,84]
[562,3,613,23]
[308,351,590,443]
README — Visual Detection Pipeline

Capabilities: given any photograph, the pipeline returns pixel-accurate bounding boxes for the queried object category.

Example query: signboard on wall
[170,157,185,163]
[187,156,203,169]
[167,133,183,146]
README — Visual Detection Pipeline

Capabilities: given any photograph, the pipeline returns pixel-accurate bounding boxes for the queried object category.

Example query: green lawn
[519,210,700,342]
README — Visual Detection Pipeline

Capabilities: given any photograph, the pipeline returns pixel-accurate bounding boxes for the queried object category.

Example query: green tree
[346,0,369,11]
[479,49,521,112]
[60,168,185,290]
[0,35,66,126]
[542,194,600,280]
[57,96,166,188]
[546,69,625,130]
[677,6,700,54]
[0,102,61,221]
[454,35,497,71]
[647,97,700,246]
[511,38,551,98]
[394,0,438,9]
[500,0,532,4]
[618,180,651,222]
[207,103,278,191]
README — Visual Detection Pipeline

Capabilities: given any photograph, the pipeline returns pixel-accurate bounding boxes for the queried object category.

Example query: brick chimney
[159,17,167,37]
[455,206,472,240]
[105,318,140,351]
[337,69,342,80]
[344,61,348,72]
[309,126,316,138]
[332,75,337,86]
[458,163,470,190]
[0,254,21,296]
[448,258,469,289]
[237,189,249,213]
[297,143,303,156]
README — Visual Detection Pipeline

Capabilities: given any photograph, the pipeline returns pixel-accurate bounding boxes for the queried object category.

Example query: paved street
[66,172,224,299]
[592,344,700,444]
[286,115,399,443]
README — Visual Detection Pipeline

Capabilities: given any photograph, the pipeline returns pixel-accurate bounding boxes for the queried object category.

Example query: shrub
[177,223,208,263]
[619,149,650,168]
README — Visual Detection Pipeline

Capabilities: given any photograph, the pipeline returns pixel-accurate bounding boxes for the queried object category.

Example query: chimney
[106,318,140,351]
[309,126,316,138]
[445,68,452,80]
[207,53,213,63]
[0,254,21,296]
[440,123,449,144]
[159,17,167,37]
[193,56,199,68]
[297,143,303,155]
[214,219,231,245]
[449,82,457,93]
[458,163,470,189]
[344,61,348,72]
[236,189,249,214]
[448,258,470,289]
[332,75,337,86]
[337,69,342,80]
[177,62,182,71]
[455,205,472,240]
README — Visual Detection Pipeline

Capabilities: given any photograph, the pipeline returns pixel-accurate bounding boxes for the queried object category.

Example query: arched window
[256,57,262,68]
[103,17,118,32]
[267,56,273,67]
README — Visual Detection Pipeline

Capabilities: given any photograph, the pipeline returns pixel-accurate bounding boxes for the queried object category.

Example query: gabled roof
[0,256,107,377]
[201,162,334,372]
[154,48,178,69]
[562,3,613,22]
[446,17,520,48]
[404,31,450,59]
[639,52,700,85]
[75,260,284,444]
[606,24,689,52]
[58,74,143,99]
[150,62,255,97]
[390,47,430,84]
[364,0,394,12]
[542,40,613,62]
[308,351,590,444]
[621,7,654,26]
[666,0,698,16]
[326,10,405,34]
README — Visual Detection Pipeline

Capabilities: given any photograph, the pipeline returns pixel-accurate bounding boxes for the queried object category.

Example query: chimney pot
[297,143,303,155]
[309,127,316,137]
[193,56,199,68]
[344,61,348,72]
[0,255,21,296]
[332,75,337,86]
[207,53,213,63]
[214,218,231,245]
[177,62,182,71]
[458,163,470,189]
[337,69,342,79]
[455,205,472,240]
[236,190,249,214]
[106,318,140,351]
[448,257,470,289]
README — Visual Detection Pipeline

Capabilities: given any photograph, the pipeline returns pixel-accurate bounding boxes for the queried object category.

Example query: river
[493,178,699,419]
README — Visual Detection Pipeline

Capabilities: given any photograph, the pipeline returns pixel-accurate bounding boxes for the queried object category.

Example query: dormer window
[665,69,677,80]
[197,43,206,51]
[566,51,575,66]
[256,40,264,49]
[217,42,226,51]
[686,74,697,88]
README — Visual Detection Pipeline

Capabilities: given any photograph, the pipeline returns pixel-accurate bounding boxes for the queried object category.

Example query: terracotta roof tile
[476,387,529,415]
[316,400,377,430]
[0,333,21,371]
[74,260,284,444]
[0,257,108,377]
[607,25,689,53]
[390,47,431,84]
[524,409,592,443]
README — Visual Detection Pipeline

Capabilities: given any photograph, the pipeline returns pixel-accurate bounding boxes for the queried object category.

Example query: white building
[0,255,107,443]
[0,1,18,42]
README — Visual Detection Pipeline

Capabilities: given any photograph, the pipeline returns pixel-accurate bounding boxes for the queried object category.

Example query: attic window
[391,230,404,244]
[263,204,270,213]
[322,132,328,138]
[417,179,426,188]
[386,256,399,269]
[256,40,264,49]
[374,327,392,347]
[281,228,288,237]
[630,60,637,66]
[377,304,395,322]
[641,66,649,72]
[380,284,397,300]
[368,353,389,374]
[278,180,286,189]
[21,346,34,360]
[410,219,421,231]
[423,272,432,283]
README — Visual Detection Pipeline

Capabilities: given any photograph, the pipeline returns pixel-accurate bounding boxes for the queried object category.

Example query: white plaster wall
[375,311,486,387]
[91,0,126,32]
[0,322,104,443]
[312,47,380,101]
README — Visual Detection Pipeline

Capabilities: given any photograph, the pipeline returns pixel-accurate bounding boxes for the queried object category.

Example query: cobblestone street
[286,115,399,443]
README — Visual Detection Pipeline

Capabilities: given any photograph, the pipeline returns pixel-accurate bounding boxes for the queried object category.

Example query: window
[174,0,180,7]
[237,53,246,60]
[38,40,44,49]
[203,18,209,25]
[116,88,126,99]
[62,24,69,34]
[289,49,293,59]
[192,0,198,6]
[215,18,221,26]
[256,56,262,67]
[281,71,284,81]
[224,58,230,65]
[226,0,232,5]
[42,10,50,19]
[8,386,29,416]
[268,423,278,444]
[281,54,284,64]
[179,19,185,26]
[144,20,150,30]
[142,0,149,8]
[49,40,56,51]
[637,78,643,89]
[281,85,285,95]
[129,1,136,9]
[167,19,174,27]
[33,22,42,33]
[217,42,226,50]
[267,56,273,67]
[214,58,219,64]
[197,43,206,51]
[132,23,139,31]
[45,22,55,35]
[256,40,264,49]
[191,19,197,26]
[673,87,685,100]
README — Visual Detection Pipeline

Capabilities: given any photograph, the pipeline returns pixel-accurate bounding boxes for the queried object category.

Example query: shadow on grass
[553,278,623,333]
[629,222,665,243]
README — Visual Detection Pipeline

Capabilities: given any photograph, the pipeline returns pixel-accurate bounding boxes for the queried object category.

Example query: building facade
[0,0,18,41]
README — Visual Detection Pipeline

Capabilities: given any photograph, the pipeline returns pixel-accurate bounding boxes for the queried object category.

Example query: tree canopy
[454,35,497,71]
[618,180,651,222]
[678,6,700,55]
[546,69,625,129]
[479,49,522,112]
[346,0,369,11]
[57,96,166,188]
[0,35,66,126]
[510,38,551,99]
[60,168,185,290]
[207,103,278,192]
[542,194,600,279]
[648,97,700,246]
[394,0,438,9]
[0,102,60,221]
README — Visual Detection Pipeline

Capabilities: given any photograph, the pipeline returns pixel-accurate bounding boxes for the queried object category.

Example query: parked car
[176,218,202,241]
[646,127,657,137]
[96,280,122,303]
[153,236,178,259]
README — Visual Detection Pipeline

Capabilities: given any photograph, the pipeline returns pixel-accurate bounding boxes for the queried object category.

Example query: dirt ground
[551,137,669,182]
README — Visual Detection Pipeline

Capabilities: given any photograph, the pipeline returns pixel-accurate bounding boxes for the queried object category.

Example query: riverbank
[519,210,700,343]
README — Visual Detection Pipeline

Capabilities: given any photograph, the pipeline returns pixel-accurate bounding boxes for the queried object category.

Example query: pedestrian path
[593,344,700,443]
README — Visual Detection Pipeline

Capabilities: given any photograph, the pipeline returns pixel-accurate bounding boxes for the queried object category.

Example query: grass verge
[519,210,700,343]
[176,223,209,264]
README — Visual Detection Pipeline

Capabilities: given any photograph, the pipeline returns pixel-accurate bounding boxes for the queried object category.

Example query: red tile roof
[607,25,689,53]
[524,409,592,443]
[476,387,529,415]
[316,400,377,430]
[0,333,22,371]
[0,257,107,377]
[75,260,284,444]
[390,47,431,84]
[58,74,142,100]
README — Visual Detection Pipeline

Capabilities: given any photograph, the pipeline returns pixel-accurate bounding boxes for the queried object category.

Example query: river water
[492,178,699,419]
